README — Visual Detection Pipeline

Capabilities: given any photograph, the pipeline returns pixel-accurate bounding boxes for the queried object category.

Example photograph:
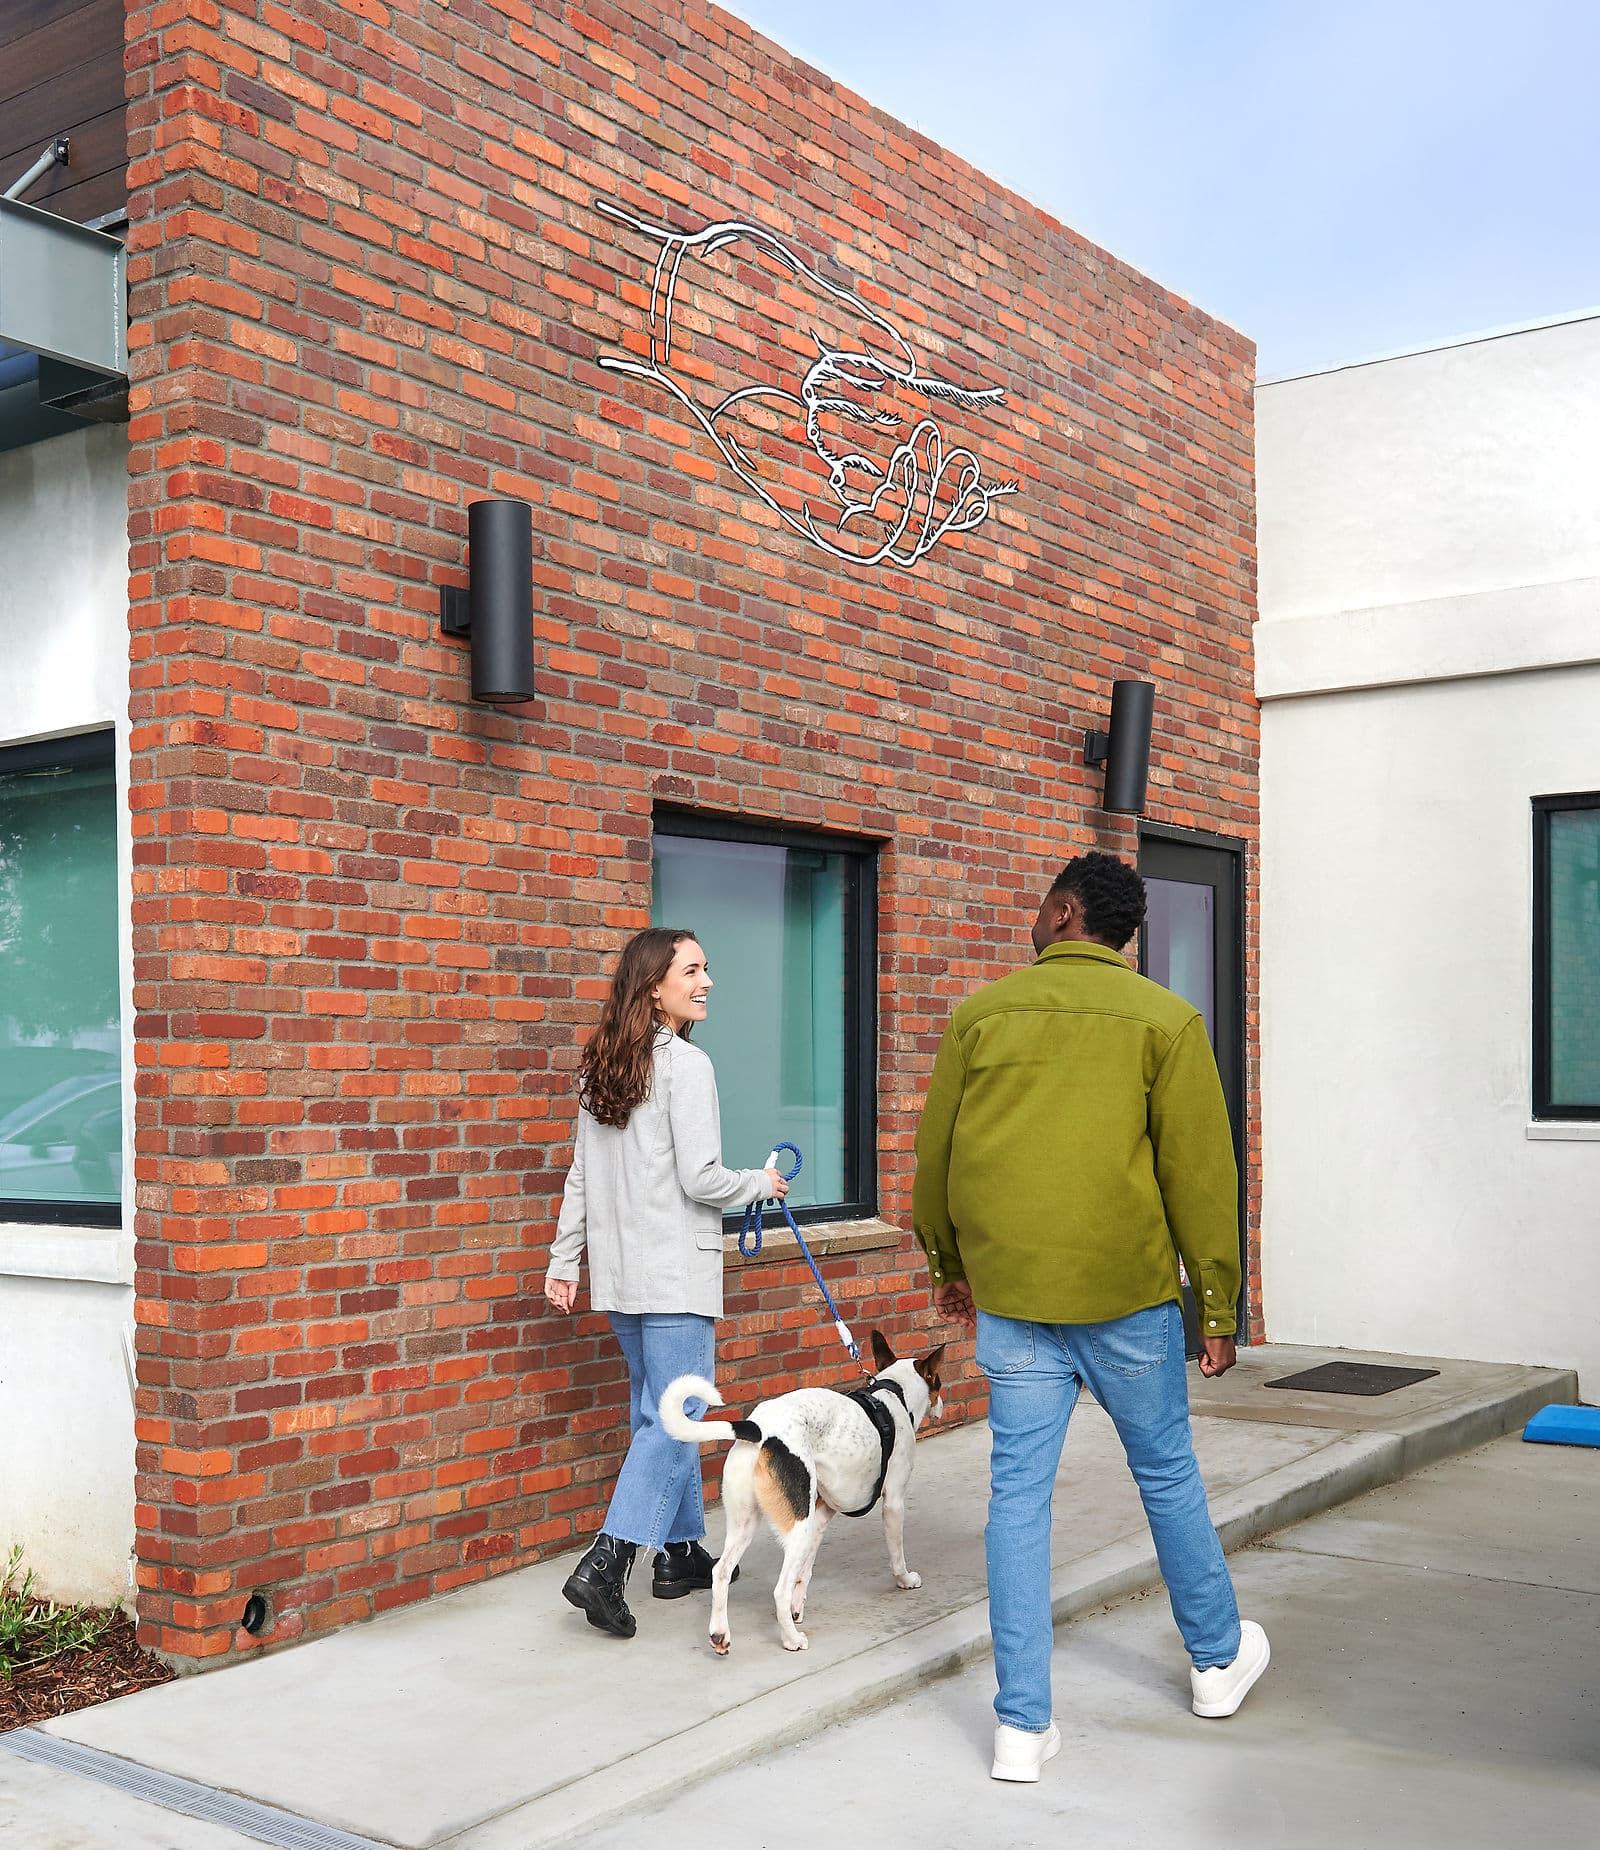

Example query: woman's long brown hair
[578,927,697,1127]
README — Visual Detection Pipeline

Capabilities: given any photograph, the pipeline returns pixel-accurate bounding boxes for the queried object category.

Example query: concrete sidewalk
[0,1346,1576,1850]
[569,1433,1600,1850]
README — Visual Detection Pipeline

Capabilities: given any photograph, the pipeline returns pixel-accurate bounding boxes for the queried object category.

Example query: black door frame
[1138,824,1249,1348]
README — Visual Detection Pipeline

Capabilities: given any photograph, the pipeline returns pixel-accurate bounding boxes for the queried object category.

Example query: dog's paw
[782,1629,809,1652]
[709,1631,731,1657]
[895,1569,922,1590]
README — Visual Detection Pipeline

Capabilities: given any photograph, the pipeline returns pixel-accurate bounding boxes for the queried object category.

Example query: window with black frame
[0,731,123,1226]
[1533,793,1600,1120]
[650,813,876,1221]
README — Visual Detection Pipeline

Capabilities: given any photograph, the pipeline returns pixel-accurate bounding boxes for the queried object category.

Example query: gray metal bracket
[440,584,471,637]
[0,195,127,378]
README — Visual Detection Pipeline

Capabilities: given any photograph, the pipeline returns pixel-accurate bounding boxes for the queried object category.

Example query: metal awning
[0,197,127,453]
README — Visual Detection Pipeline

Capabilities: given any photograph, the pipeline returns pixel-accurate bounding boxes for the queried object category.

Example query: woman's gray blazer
[546,1031,768,1318]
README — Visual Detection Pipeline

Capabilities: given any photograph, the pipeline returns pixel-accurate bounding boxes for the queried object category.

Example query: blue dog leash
[738,1141,872,1378]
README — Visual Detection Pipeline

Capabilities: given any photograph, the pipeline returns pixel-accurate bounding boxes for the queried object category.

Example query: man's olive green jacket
[912,940,1241,1335]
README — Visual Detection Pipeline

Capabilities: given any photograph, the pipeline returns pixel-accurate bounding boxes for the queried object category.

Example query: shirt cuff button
[1208,1320,1218,1327]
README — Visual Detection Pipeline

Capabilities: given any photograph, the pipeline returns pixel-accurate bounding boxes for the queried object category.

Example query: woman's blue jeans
[602,1312,715,1549]
[978,1300,1241,1732]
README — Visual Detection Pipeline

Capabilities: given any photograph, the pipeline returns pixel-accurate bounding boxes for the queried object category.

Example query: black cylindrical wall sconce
[439,497,535,704]
[1083,679,1155,814]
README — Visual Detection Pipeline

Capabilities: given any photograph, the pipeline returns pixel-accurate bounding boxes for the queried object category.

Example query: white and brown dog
[660,1331,945,1655]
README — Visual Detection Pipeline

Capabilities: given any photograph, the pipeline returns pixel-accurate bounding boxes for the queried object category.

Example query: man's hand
[933,1279,976,1329]
[1197,1335,1236,1377]
[545,1276,578,1314]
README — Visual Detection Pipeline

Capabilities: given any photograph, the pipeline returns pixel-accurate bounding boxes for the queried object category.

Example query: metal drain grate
[1,1727,398,1850]
[1264,1362,1441,1397]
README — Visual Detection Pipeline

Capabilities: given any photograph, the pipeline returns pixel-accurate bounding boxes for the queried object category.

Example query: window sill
[0,1223,132,1285]
[1526,1121,1600,1142]
[727,1216,905,1269]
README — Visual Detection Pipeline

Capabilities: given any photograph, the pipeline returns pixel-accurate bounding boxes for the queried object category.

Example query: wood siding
[1,0,125,224]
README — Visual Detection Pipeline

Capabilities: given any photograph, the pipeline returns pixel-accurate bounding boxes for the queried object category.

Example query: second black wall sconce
[1084,679,1155,814]
[440,497,536,704]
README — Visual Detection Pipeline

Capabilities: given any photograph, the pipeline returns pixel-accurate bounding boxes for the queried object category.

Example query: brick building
[0,0,1257,1664]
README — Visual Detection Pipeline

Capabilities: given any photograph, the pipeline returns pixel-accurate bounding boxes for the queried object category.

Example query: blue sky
[723,0,1600,378]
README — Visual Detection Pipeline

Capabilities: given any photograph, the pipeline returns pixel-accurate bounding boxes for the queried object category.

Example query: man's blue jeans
[978,1300,1241,1731]
[603,1312,715,1549]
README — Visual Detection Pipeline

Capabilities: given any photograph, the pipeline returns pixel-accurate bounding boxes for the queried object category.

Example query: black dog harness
[832,1378,909,1518]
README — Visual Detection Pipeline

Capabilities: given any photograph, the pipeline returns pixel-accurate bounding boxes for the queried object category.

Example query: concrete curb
[436,1365,1577,1850]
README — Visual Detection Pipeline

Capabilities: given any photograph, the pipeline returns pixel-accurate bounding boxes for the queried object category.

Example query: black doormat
[1264,1362,1441,1397]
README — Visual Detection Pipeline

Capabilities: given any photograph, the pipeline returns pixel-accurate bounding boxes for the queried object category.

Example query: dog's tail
[659,1374,758,1446]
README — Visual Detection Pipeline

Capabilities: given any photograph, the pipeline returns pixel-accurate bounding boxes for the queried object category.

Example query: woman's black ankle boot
[652,1540,738,1598]
[562,1533,638,1638]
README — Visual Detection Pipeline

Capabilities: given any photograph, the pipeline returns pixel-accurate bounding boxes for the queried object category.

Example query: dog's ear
[870,1329,896,1374]
[915,1344,946,1385]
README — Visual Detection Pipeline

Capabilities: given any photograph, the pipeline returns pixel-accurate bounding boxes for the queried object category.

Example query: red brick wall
[123,0,1257,1661]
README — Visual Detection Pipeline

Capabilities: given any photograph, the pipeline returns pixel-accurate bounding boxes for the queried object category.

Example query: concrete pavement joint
[0,1729,399,1850]
[1260,1540,1600,1597]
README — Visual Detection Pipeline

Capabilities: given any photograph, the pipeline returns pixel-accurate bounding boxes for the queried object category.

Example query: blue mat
[1522,1404,1600,1447]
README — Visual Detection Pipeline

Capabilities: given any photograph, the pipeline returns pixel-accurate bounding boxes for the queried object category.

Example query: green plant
[0,1545,115,1681]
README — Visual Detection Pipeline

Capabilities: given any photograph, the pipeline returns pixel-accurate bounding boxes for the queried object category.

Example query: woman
[544,927,787,1639]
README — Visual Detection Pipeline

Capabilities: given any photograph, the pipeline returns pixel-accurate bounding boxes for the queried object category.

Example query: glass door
[1138,831,1246,1351]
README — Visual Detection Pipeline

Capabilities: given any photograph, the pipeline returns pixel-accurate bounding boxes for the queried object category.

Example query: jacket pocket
[1087,1304,1171,1377]
[694,1225,725,1252]
[975,1310,1036,1377]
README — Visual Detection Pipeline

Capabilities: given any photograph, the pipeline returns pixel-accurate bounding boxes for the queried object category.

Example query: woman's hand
[545,1275,578,1313]
[764,1169,789,1199]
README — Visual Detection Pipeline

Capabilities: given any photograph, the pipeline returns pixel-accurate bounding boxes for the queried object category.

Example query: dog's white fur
[660,1333,945,1655]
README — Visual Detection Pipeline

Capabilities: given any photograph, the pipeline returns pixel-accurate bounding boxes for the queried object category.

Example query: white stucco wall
[1260,670,1600,1388]
[0,422,135,1605]
[1258,314,1600,1397]
[1260,312,1600,621]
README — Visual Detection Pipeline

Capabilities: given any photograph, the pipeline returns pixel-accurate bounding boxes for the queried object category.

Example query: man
[913,851,1269,1783]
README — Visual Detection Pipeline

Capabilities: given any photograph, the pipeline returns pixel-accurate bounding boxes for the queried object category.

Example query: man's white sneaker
[990,1720,1062,1782]
[1190,1619,1270,1718]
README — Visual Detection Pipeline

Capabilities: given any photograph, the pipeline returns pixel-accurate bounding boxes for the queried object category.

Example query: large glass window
[651,813,876,1219]
[0,732,122,1223]
[1534,795,1600,1119]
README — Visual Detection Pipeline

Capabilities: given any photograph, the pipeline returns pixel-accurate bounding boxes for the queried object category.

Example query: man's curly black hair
[1048,852,1147,949]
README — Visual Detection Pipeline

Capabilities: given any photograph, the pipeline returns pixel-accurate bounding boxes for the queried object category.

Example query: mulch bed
[1,1610,175,1733]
